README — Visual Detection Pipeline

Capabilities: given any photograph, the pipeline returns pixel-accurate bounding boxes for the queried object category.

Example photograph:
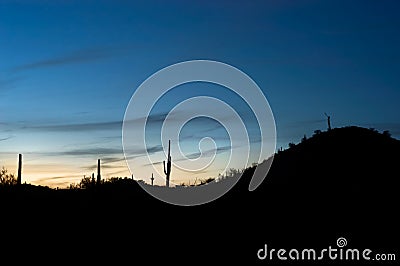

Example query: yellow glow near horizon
[1,158,224,188]
[0,145,244,188]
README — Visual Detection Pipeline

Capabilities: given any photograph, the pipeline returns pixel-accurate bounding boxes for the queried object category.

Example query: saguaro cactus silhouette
[150,173,154,186]
[17,154,22,185]
[97,159,101,185]
[163,140,172,187]
[324,112,332,131]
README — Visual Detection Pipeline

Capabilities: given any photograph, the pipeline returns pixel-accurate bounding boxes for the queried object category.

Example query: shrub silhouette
[79,176,93,189]
[313,129,322,136]
[383,130,391,138]
[198,177,215,186]
[0,167,17,186]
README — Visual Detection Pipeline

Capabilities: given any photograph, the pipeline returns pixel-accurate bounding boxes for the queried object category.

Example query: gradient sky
[1,0,399,188]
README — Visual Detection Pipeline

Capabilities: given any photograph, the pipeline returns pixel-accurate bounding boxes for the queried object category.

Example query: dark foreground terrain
[1,126,399,265]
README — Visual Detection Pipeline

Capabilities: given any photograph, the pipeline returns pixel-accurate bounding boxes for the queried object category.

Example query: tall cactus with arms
[163,140,172,187]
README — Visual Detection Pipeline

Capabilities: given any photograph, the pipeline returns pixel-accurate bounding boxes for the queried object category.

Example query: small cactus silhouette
[163,140,172,187]
[97,159,101,185]
[17,154,22,185]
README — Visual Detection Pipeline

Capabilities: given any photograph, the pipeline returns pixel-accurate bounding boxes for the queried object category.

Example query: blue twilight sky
[1,0,399,187]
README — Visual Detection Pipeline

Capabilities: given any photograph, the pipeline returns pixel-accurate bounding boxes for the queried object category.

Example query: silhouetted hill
[270,126,399,188]
[232,126,400,192]
[235,126,399,234]
[1,126,399,265]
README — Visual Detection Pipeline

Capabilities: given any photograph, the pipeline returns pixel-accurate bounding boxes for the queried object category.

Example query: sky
[1,0,400,188]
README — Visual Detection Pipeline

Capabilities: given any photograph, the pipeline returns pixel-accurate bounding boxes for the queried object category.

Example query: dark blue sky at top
[1,0,400,186]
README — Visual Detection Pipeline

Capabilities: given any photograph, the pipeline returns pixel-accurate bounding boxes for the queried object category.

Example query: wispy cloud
[17,112,170,133]
[101,156,127,164]
[285,118,326,128]
[11,47,114,72]
[82,164,124,171]
[179,123,224,141]
[0,136,13,141]
[35,175,83,182]
[144,145,231,166]
[36,144,163,158]
[148,161,163,166]
[0,77,20,93]
[59,147,123,156]
[10,147,124,158]
[182,145,231,160]
[26,121,122,132]
[116,144,164,160]
[145,145,163,154]
[101,155,146,164]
